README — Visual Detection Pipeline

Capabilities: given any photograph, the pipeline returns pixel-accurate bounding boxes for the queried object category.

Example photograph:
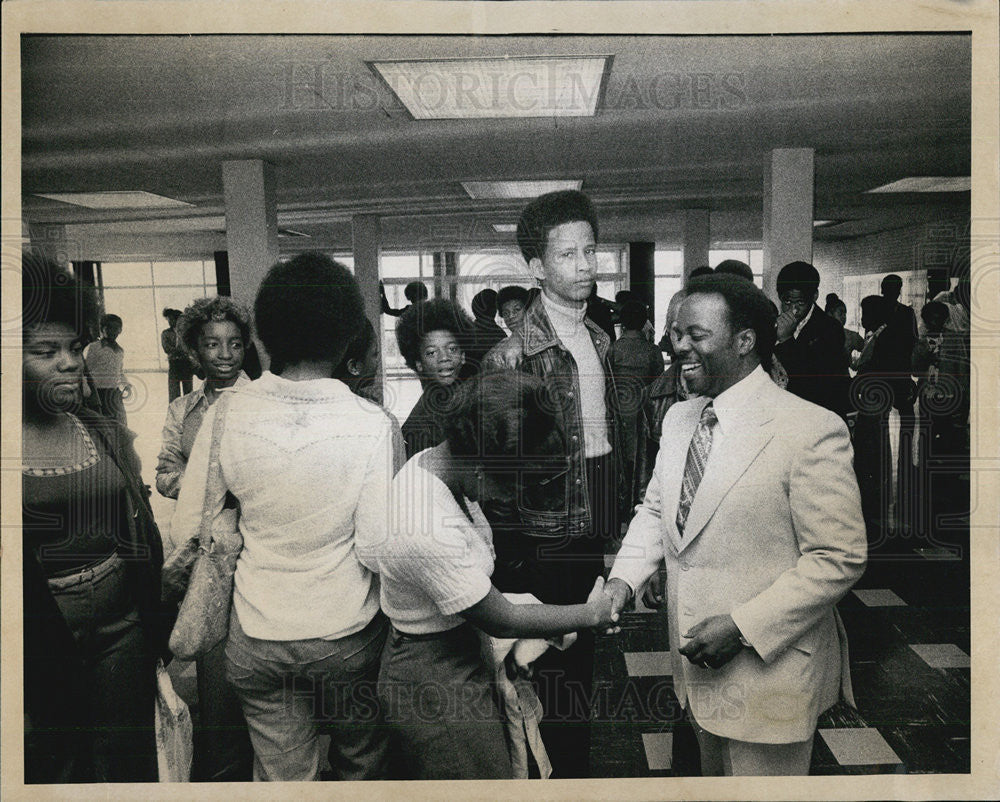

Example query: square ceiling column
[763,148,814,299]
[352,213,384,402]
[222,160,279,366]
[682,209,711,281]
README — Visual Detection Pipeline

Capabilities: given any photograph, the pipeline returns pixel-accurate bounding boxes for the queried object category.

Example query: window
[376,253,429,378]
[378,246,627,421]
[652,248,765,332]
[709,248,764,286]
[100,260,217,371]
[453,250,534,321]
[451,247,626,323]
[841,270,925,333]
[653,249,684,331]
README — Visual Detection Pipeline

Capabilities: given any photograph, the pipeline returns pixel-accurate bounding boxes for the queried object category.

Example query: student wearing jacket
[483,189,625,778]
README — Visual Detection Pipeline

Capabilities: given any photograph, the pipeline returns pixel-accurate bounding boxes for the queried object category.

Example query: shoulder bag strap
[82,413,158,561]
[199,391,233,550]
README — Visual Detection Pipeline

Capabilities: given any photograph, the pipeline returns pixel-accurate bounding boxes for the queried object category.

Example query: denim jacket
[483,293,624,539]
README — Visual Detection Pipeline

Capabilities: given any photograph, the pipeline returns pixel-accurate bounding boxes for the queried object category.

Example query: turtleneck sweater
[540,291,611,458]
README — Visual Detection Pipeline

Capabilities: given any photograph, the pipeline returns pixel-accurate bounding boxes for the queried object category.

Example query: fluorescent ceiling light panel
[866,177,971,193]
[35,191,193,209]
[493,223,518,233]
[813,220,838,227]
[373,56,608,119]
[462,180,583,200]
[277,228,311,238]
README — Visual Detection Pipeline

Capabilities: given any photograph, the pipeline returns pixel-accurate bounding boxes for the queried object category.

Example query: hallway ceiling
[21,33,971,254]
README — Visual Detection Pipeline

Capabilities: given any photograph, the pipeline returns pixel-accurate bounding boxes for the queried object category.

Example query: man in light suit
[605,274,867,775]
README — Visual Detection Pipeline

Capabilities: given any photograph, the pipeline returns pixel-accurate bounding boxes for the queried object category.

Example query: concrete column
[681,209,711,282]
[351,214,382,329]
[762,148,814,299]
[222,160,279,368]
[351,213,383,402]
[628,242,656,323]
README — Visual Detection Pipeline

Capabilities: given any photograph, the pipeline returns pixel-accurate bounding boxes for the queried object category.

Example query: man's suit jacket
[772,305,849,417]
[609,368,867,744]
[879,300,919,410]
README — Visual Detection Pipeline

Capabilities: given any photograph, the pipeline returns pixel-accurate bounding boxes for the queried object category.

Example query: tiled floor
[164,545,971,779]
[590,540,970,776]
[136,372,970,779]
[853,588,908,607]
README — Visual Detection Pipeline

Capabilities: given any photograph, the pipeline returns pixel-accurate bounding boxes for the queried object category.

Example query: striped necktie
[676,402,717,536]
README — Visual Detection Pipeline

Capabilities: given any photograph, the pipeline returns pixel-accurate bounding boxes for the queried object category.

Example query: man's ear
[528,256,545,283]
[415,359,425,375]
[810,290,819,305]
[737,327,757,357]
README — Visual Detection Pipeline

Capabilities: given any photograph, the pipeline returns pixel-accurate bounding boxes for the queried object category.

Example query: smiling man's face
[674,292,752,398]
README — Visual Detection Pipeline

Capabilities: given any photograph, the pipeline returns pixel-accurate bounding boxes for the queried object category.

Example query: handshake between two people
[587,576,746,670]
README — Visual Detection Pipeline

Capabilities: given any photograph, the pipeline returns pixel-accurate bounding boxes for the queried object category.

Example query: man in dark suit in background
[772,261,849,418]
[877,273,919,533]
[878,273,919,400]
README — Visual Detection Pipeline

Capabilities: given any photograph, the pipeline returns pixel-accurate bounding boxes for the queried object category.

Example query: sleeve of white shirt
[169,401,227,551]
[608,436,667,594]
[155,398,187,499]
[380,484,492,617]
[354,417,397,574]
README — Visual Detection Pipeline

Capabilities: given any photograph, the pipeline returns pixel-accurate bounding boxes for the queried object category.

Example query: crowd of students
[21,188,970,783]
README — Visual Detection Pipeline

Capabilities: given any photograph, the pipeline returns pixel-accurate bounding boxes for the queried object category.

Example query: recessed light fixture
[866,177,971,193]
[34,191,193,209]
[462,180,583,200]
[372,56,609,119]
[493,223,518,233]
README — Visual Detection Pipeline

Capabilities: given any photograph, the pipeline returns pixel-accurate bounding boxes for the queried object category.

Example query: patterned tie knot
[700,402,717,427]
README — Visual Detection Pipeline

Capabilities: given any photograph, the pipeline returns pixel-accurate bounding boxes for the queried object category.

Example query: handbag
[154,659,193,782]
[167,391,243,661]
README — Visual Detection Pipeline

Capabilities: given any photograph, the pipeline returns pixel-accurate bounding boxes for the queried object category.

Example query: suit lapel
[800,305,824,347]
[677,388,776,553]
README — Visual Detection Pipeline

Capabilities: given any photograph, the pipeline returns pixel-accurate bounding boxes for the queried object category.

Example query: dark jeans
[853,407,893,544]
[193,639,254,781]
[225,610,390,781]
[893,401,918,536]
[39,553,157,782]
[378,623,512,780]
[855,399,917,554]
[496,452,617,778]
